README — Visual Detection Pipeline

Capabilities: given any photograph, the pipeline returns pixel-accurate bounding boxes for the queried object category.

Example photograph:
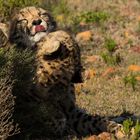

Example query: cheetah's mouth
[29,24,48,43]
[35,25,46,33]
[30,20,48,36]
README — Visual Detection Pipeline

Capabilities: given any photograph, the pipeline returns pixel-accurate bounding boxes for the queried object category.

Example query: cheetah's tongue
[35,25,45,32]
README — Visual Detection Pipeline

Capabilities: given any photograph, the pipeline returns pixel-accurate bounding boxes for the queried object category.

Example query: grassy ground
[48,1,140,139]
[1,0,140,139]
[53,0,140,117]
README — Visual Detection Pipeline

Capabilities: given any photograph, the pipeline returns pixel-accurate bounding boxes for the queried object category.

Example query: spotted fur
[33,30,122,138]
[9,6,123,138]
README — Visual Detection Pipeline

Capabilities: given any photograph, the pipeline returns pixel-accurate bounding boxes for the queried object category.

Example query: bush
[104,38,116,53]
[123,118,133,137]
[123,73,138,91]
[0,47,36,139]
[101,37,122,65]
[123,119,140,140]
[0,77,19,140]
[77,11,109,24]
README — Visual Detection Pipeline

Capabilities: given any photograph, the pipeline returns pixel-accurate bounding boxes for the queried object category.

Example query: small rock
[86,55,100,63]
[76,30,93,42]
[136,76,140,81]
[130,46,140,53]
[115,130,125,139]
[101,67,117,77]
[98,132,112,140]
[137,16,140,21]
[87,132,112,140]
[85,69,96,80]
[86,135,99,140]
[128,65,140,72]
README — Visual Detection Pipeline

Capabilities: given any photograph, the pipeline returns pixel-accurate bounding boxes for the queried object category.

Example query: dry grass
[0,78,19,140]
[65,0,140,117]
[52,1,140,139]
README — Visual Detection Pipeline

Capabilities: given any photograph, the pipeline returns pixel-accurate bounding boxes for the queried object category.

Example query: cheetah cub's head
[9,6,56,47]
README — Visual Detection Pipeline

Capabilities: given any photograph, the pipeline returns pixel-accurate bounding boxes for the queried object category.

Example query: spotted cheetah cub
[9,6,124,138]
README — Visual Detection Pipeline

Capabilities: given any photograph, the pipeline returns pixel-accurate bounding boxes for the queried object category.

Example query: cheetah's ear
[45,40,60,54]
[42,40,63,60]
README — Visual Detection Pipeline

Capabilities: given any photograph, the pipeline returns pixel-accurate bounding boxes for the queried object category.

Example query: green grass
[123,118,134,137]
[104,38,117,53]
[122,119,140,140]
[100,38,122,65]
[0,0,40,21]
[134,120,140,139]
[50,0,70,16]
[77,11,109,24]
[123,73,138,91]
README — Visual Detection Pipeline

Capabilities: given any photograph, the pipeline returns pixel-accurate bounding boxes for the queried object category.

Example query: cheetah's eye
[40,12,47,17]
[17,19,28,25]
[17,19,28,29]
[41,12,49,16]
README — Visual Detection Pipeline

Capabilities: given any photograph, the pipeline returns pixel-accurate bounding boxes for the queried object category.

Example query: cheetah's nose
[32,19,42,25]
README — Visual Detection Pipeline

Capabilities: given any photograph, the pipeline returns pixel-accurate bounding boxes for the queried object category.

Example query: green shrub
[101,52,116,65]
[104,38,116,53]
[0,48,12,78]
[123,73,138,91]
[101,37,122,65]
[77,11,109,24]
[0,77,19,139]
[134,120,140,139]
[122,119,140,140]
[123,118,133,137]
[0,45,63,139]
[0,46,37,139]
[0,47,23,138]
[0,47,35,81]
[101,51,121,65]
[50,0,69,16]
[8,48,35,93]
